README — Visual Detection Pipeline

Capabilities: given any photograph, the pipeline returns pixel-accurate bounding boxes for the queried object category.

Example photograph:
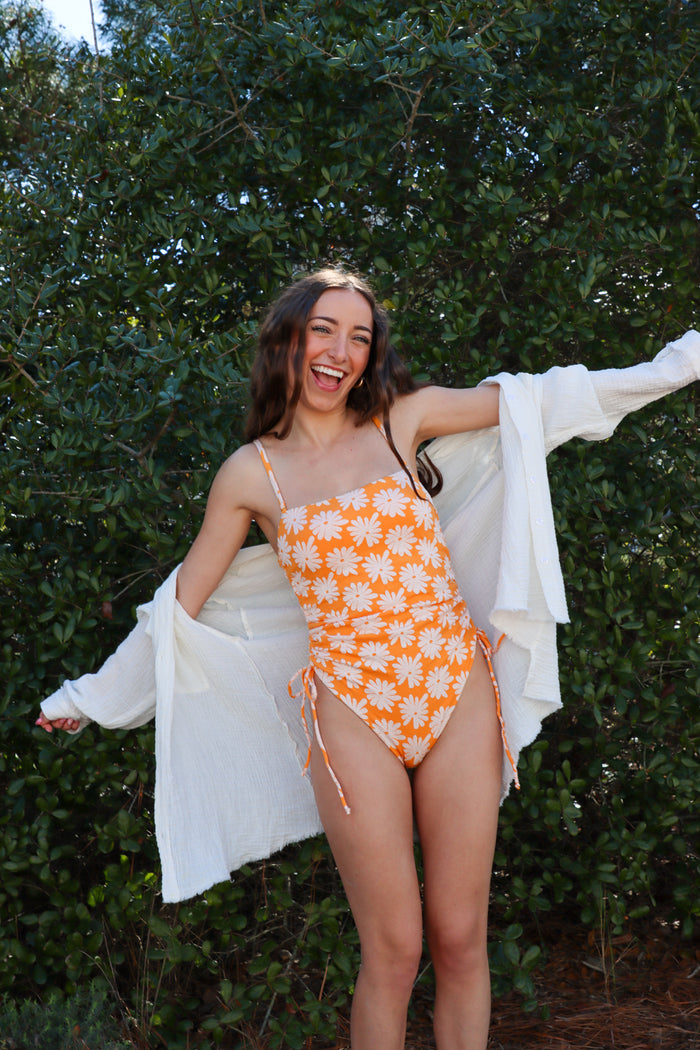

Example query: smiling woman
[36,264,700,1050]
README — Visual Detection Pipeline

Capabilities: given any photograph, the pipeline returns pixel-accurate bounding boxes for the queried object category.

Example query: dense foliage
[1,0,699,1045]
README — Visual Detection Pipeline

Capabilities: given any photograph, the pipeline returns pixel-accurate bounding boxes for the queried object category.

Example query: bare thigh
[308,679,423,954]
[412,647,503,944]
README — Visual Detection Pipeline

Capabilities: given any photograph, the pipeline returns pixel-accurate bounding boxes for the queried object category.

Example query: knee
[360,921,423,993]
[426,909,487,982]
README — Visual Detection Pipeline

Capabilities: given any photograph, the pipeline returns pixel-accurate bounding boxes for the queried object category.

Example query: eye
[354,334,371,345]
[310,323,331,334]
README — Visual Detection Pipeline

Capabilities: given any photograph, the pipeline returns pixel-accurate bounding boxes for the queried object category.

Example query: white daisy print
[310,509,345,540]
[373,719,405,749]
[312,573,340,605]
[412,498,435,529]
[326,545,362,576]
[404,734,431,765]
[284,506,308,533]
[344,581,374,612]
[355,613,384,635]
[399,563,430,593]
[399,694,429,728]
[437,606,459,629]
[453,669,470,693]
[387,620,415,648]
[363,551,396,584]
[291,571,311,597]
[417,537,442,567]
[304,604,323,625]
[425,666,453,699]
[386,524,416,556]
[293,537,322,572]
[345,694,368,720]
[277,534,292,567]
[432,574,453,603]
[358,641,392,671]
[327,632,357,654]
[335,662,363,688]
[445,634,471,664]
[326,609,351,627]
[411,603,434,622]
[394,653,423,687]
[337,487,369,511]
[346,513,383,547]
[366,677,400,712]
[376,588,407,615]
[373,487,409,517]
[429,705,453,738]
[418,626,445,659]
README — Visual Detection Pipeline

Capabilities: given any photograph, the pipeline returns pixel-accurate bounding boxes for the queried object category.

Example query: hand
[35,712,81,733]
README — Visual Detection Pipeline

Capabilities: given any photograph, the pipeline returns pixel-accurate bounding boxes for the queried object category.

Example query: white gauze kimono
[40,331,700,901]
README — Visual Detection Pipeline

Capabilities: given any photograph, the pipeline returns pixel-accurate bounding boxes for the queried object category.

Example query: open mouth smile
[311,364,346,387]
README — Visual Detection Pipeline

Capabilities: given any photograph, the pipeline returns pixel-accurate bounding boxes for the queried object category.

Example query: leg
[309,679,423,1050]
[412,647,503,1050]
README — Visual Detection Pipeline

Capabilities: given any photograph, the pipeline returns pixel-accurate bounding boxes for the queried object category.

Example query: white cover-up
[40,331,700,901]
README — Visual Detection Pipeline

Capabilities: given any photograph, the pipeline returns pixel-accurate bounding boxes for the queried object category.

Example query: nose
[327,333,350,361]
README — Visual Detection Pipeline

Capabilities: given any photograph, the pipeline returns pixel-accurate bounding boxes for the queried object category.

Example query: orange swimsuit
[254,434,518,812]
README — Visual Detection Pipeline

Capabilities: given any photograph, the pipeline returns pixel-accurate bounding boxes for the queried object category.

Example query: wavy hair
[244,268,442,495]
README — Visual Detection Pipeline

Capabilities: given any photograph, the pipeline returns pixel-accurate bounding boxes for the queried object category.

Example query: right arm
[176,446,264,620]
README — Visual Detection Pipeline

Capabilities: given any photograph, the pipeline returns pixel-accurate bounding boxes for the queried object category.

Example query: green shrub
[0,982,130,1050]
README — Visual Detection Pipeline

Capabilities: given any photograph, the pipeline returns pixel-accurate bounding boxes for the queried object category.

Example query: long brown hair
[244,268,442,496]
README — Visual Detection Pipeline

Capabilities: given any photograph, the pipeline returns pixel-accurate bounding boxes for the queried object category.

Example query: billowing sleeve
[539,329,700,453]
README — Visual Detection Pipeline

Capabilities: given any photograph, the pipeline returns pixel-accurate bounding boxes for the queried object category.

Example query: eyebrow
[308,313,373,333]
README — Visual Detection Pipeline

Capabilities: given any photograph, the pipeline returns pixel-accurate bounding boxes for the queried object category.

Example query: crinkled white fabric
[40,331,700,901]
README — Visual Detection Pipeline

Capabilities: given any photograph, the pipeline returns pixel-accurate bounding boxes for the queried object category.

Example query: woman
[38,268,700,1050]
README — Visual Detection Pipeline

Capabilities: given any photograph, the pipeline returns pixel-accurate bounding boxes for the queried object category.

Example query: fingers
[34,714,81,733]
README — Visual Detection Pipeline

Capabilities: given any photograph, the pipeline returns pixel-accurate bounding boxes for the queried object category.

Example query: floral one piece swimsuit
[254,426,517,813]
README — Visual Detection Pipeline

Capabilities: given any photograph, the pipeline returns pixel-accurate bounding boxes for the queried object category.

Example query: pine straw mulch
[327,918,699,1049]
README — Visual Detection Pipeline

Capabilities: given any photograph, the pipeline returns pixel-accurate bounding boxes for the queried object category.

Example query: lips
[311,364,346,389]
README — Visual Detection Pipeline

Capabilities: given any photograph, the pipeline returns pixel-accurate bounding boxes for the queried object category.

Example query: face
[298,287,373,409]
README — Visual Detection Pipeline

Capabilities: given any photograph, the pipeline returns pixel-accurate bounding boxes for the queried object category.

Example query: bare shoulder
[392,383,500,444]
[210,442,274,517]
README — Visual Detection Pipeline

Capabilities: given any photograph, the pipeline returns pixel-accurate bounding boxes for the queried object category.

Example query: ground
[328,918,699,1050]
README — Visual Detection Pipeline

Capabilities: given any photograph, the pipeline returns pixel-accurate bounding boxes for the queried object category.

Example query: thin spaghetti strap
[372,415,387,439]
[253,439,287,512]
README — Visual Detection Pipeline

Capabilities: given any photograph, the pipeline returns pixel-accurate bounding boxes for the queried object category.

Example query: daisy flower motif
[453,669,470,693]
[399,694,429,728]
[327,632,357,654]
[404,734,431,765]
[373,486,409,517]
[399,563,430,594]
[385,524,416,556]
[377,588,408,615]
[445,634,472,664]
[326,545,362,576]
[437,606,459,629]
[277,534,292,567]
[387,620,416,648]
[327,609,351,627]
[366,677,400,712]
[337,487,369,511]
[394,653,424,688]
[432,574,453,603]
[412,498,435,529]
[345,694,368,720]
[429,705,453,738]
[310,508,346,541]
[346,513,383,547]
[284,505,308,533]
[293,537,322,572]
[358,640,392,672]
[344,581,374,612]
[291,571,311,597]
[425,666,453,699]
[363,551,396,584]
[355,613,384,634]
[372,719,405,749]
[411,603,434,623]
[304,604,323,625]
[418,626,445,659]
[312,573,340,605]
[417,537,442,567]
[336,662,363,689]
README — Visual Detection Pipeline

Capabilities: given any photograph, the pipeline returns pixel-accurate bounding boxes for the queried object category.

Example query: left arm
[397,383,500,448]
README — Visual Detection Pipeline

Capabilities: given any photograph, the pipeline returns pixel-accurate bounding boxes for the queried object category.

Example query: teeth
[313,365,344,380]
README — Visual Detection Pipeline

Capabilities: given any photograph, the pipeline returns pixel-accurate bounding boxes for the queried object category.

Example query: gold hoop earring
[354,376,366,389]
